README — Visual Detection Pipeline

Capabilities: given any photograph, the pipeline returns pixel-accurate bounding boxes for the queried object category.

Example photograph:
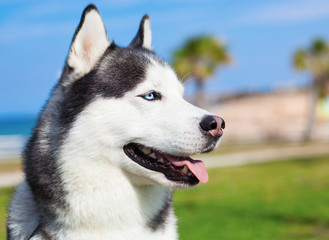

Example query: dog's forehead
[145,60,184,94]
[94,47,151,97]
[95,46,183,96]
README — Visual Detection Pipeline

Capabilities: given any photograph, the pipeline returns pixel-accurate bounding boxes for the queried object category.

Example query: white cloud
[234,0,329,26]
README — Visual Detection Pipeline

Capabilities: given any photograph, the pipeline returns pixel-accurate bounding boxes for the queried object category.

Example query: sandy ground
[0,171,23,188]
[203,142,329,168]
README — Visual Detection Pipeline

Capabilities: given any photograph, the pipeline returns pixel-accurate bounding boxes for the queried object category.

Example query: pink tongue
[170,159,209,184]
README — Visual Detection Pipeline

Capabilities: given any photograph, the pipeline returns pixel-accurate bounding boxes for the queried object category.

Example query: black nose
[200,115,225,137]
[221,118,225,129]
[200,116,217,131]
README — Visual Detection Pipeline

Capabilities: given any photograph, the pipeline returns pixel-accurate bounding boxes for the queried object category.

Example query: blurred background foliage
[172,35,231,107]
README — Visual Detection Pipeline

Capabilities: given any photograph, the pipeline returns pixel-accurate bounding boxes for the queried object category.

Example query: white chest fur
[57,157,177,240]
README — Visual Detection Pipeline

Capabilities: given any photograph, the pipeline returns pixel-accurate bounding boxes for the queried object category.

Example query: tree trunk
[195,78,206,108]
[302,80,320,142]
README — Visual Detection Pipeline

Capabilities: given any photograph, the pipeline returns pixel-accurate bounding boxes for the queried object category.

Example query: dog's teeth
[141,147,151,155]
[182,166,188,174]
[149,153,156,159]
[158,158,165,163]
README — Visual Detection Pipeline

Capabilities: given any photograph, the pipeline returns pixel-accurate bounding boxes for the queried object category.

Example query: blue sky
[0,0,329,114]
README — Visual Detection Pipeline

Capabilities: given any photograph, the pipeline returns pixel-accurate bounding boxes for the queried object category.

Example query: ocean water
[0,114,37,159]
[0,115,36,137]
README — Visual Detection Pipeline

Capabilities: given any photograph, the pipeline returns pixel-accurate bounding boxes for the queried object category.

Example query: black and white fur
[7,5,224,240]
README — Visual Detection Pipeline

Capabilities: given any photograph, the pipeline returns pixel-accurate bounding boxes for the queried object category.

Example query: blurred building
[208,89,329,144]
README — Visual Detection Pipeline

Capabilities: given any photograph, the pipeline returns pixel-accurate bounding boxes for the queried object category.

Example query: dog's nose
[200,115,225,137]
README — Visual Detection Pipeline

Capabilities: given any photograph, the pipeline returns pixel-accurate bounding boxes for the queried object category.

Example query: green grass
[0,187,14,240]
[1,155,329,239]
[174,154,329,240]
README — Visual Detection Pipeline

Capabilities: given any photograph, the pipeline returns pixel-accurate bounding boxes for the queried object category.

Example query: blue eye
[144,92,155,100]
[139,91,162,101]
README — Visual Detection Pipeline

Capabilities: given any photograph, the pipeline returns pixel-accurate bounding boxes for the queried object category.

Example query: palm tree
[293,38,329,141]
[172,35,231,107]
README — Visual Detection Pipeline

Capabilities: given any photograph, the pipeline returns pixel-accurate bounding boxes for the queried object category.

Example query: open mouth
[123,143,209,185]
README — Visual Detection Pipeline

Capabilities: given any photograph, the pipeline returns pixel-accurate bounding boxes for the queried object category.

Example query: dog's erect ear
[129,15,152,49]
[66,4,109,80]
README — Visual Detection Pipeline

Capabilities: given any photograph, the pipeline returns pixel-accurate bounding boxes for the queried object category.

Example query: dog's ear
[66,4,109,81]
[129,15,152,49]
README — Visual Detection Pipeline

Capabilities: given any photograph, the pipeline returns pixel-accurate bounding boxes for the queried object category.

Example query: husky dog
[7,4,225,240]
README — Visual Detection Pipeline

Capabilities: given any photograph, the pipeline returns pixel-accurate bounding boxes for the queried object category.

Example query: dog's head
[58,5,225,189]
